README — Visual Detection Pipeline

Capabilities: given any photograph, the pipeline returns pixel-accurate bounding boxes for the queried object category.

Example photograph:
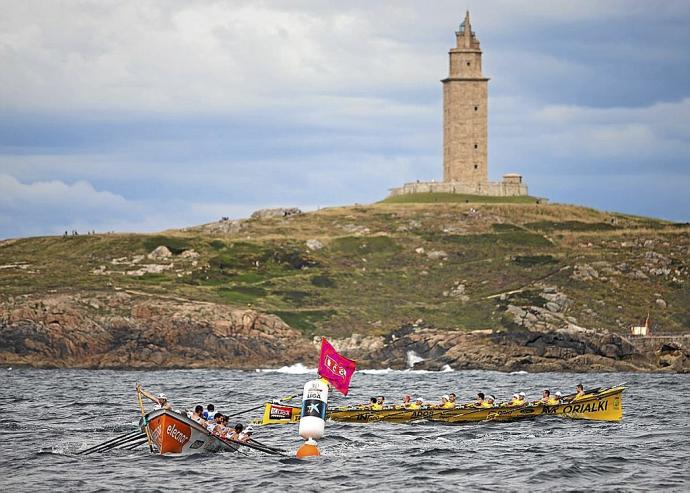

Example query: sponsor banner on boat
[269,404,294,420]
[148,414,192,454]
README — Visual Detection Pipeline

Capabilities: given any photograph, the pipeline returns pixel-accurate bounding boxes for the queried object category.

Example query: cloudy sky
[1,0,689,238]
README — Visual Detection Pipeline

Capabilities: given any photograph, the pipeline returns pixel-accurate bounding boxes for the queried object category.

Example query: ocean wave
[358,368,395,375]
[255,363,317,374]
[360,367,455,375]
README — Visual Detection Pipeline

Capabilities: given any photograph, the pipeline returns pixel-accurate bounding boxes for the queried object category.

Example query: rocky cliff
[0,293,316,368]
[1,293,687,372]
[330,323,689,373]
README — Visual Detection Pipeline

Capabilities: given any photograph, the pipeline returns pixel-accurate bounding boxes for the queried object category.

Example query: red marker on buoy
[296,438,320,458]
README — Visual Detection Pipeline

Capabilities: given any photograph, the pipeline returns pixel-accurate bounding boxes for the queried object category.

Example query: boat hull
[142,409,239,455]
[328,386,624,424]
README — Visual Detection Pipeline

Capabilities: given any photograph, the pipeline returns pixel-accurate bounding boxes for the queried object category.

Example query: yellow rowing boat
[256,385,624,425]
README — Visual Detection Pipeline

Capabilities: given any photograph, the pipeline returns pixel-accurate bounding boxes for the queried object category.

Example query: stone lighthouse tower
[442,11,488,188]
[387,11,528,199]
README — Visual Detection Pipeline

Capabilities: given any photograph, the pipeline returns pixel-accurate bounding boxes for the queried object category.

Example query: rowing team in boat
[364,384,588,410]
[187,405,256,442]
[139,389,255,442]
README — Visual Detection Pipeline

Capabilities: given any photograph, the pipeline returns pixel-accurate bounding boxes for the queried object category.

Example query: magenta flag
[318,337,356,396]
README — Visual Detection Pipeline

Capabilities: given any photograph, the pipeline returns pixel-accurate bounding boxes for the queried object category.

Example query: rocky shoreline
[1,294,687,372]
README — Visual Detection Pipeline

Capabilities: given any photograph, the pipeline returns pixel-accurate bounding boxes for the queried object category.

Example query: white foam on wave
[406,350,425,368]
[256,363,455,375]
[255,363,317,374]
[359,368,395,375]
[509,370,529,375]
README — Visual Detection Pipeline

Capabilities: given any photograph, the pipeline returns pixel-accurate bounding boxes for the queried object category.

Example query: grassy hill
[1,195,688,338]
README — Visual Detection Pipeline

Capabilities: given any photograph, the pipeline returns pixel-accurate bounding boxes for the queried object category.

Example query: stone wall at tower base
[389,178,528,197]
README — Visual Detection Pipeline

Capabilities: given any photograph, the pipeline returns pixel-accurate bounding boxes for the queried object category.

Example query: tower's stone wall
[443,81,488,186]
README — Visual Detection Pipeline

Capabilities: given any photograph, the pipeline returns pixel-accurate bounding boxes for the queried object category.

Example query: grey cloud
[1,0,689,236]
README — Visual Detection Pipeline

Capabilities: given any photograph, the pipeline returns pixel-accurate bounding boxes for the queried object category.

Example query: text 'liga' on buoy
[296,438,320,458]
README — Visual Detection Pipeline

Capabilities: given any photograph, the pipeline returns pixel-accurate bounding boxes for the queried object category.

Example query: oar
[215,434,288,457]
[119,437,150,451]
[136,384,154,452]
[76,430,143,455]
[81,433,147,455]
[225,394,298,420]
[248,438,287,453]
[430,405,495,424]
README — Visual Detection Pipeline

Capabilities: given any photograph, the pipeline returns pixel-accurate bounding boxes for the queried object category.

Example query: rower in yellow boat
[449,393,457,407]
[369,397,382,410]
[439,395,455,409]
[408,397,424,410]
[572,383,586,401]
[401,395,412,408]
[541,389,560,405]
[486,395,496,407]
[473,392,491,408]
[508,392,526,406]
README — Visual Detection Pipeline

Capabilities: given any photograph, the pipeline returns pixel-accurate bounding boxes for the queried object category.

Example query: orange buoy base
[296,439,320,458]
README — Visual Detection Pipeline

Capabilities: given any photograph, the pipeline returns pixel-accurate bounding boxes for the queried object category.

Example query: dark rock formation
[331,324,690,373]
[0,294,316,369]
[1,295,687,372]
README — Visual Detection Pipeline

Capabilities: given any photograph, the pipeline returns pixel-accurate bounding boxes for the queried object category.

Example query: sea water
[1,368,688,492]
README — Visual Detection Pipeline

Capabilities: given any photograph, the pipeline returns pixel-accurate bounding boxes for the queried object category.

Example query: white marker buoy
[298,379,328,440]
[296,379,328,457]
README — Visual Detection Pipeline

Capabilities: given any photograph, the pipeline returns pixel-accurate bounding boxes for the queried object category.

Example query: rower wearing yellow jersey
[408,397,424,410]
[474,392,491,408]
[572,383,586,401]
[439,395,455,409]
[508,392,526,406]
[541,389,559,405]
[368,397,382,410]
[449,393,457,407]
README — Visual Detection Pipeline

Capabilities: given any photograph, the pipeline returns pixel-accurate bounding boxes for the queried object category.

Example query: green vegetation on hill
[1,201,688,338]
